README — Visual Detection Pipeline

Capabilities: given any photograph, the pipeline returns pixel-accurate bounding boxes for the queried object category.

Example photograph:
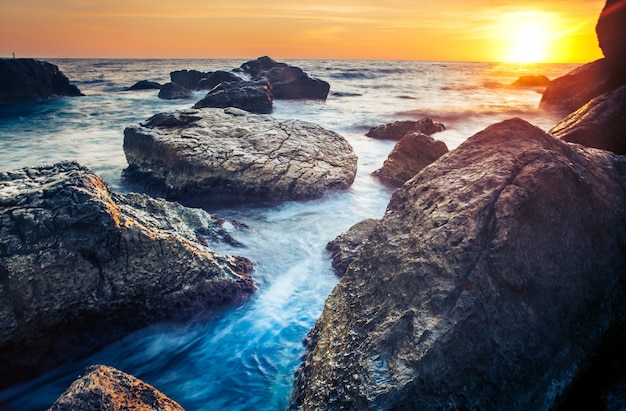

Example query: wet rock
[0,58,83,104]
[550,84,626,155]
[193,80,273,114]
[510,75,550,88]
[49,364,184,411]
[372,132,449,188]
[291,119,626,410]
[239,56,330,100]
[596,0,626,69]
[170,69,210,90]
[127,80,162,91]
[326,219,378,277]
[365,118,445,140]
[198,70,243,90]
[123,108,357,204]
[158,82,193,100]
[0,161,255,388]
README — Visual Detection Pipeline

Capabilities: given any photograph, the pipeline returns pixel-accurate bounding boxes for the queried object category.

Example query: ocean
[0,58,575,410]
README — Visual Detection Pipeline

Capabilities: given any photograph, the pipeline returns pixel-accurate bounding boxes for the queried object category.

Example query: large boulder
[550,84,626,155]
[49,365,184,411]
[123,108,357,203]
[372,132,449,188]
[158,82,193,100]
[193,80,273,114]
[365,118,445,140]
[0,58,83,104]
[596,0,626,69]
[170,69,209,90]
[197,70,243,90]
[291,118,626,410]
[239,56,330,100]
[0,161,255,388]
[326,219,378,277]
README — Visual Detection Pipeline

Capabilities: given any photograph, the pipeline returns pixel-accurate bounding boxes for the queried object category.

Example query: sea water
[0,59,575,410]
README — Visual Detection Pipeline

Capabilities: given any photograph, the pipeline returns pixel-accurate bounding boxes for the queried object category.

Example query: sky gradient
[1,0,606,62]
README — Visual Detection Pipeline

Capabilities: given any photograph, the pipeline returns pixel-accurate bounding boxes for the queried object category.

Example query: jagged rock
[198,70,243,90]
[239,56,330,100]
[291,119,626,410]
[193,80,273,114]
[127,80,162,91]
[0,161,255,388]
[326,219,378,277]
[170,69,210,90]
[596,0,626,69]
[550,84,626,155]
[123,108,357,203]
[49,364,184,411]
[510,75,550,88]
[365,118,445,140]
[158,82,193,100]
[372,132,449,188]
[0,58,82,104]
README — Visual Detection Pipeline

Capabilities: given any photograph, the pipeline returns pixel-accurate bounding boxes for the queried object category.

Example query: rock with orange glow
[292,119,626,410]
[49,365,184,411]
[0,161,255,389]
[596,0,626,68]
[510,75,550,89]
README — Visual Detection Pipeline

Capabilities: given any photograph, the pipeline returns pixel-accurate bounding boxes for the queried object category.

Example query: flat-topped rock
[123,108,357,203]
[127,80,162,91]
[193,80,273,114]
[365,118,445,140]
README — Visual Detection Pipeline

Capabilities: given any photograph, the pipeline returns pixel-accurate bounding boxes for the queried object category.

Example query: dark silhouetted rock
[158,82,193,100]
[170,69,210,90]
[365,118,445,140]
[596,0,626,69]
[239,56,330,100]
[198,70,243,90]
[0,58,82,104]
[372,131,449,188]
[510,75,550,88]
[292,119,626,410]
[127,80,162,91]
[123,108,357,204]
[550,84,626,155]
[326,219,378,277]
[0,161,254,388]
[49,365,184,411]
[193,80,273,114]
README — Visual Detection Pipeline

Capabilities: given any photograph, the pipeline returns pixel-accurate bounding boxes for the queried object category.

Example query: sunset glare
[0,0,605,63]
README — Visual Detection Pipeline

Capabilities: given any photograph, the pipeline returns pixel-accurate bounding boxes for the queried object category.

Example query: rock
[123,108,357,204]
[0,58,83,104]
[291,118,626,410]
[170,69,210,90]
[365,118,445,140]
[193,80,273,114]
[49,364,184,411]
[198,70,243,90]
[372,132,449,188]
[158,82,193,100]
[596,0,626,69]
[326,219,378,277]
[510,75,551,88]
[0,161,255,388]
[127,80,162,91]
[550,84,626,155]
[239,56,330,100]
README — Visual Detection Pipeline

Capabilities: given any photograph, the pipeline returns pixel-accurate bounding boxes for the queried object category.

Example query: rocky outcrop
[596,0,626,69]
[372,132,449,188]
[510,75,550,88]
[550,84,626,155]
[170,69,209,90]
[49,365,184,411]
[127,80,162,91]
[123,108,357,203]
[158,82,193,100]
[326,219,378,277]
[239,56,330,100]
[365,118,445,140]
[193,80,273,114]
[0,161,255,388]
[291,118,626,410]
[0,58,82,104]
[198,70,243,90]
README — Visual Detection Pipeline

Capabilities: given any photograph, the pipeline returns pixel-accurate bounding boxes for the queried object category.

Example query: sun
[506,21,549,63]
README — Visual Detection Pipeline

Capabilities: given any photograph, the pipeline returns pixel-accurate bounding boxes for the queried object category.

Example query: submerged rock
[158,82,193,100]
[510,75,550,88]
[372,131,449,188]
[365,118,445,140]
[292,119,626,410]
[193,80,273,114]
[127,80,162,91]
[550,84,626,155]
[49,364,184,411]
[123,108,357,204]
[0,161,255,388]
[0,58,83,104]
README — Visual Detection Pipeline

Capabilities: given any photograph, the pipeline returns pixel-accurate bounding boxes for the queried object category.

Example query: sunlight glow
[507,21,549,63]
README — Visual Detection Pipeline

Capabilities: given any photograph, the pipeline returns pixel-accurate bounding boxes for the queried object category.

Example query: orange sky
[0,0,605,62]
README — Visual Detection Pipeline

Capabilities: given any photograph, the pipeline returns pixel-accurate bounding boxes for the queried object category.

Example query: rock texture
[365,118,445,140]
[372,132,449,188]
[0,161,255,388]
[550,84,626,155]
[123,108,357,203]
[127,80,162,91]
[291,118,626,410]
[193,80,273,114]
[158,82,193,100]
[0,58,82,104]
[49,365,184,411]
[326,219,378,277]
[596,0,626,69]
[239,56,330,100]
